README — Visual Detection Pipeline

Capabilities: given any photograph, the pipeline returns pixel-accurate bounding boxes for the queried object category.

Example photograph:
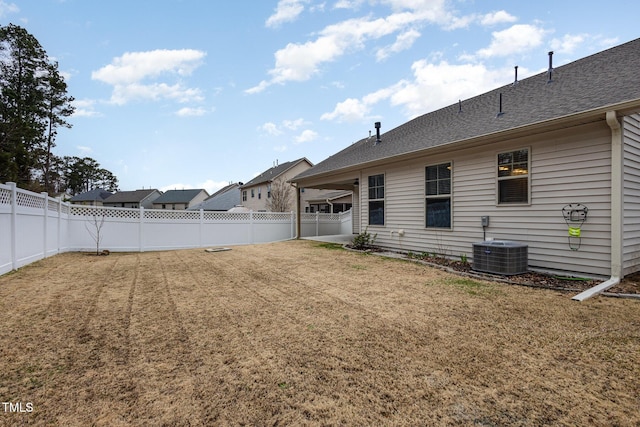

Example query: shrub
[351,228,377,250]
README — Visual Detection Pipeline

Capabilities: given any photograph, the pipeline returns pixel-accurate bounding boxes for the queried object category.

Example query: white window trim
[367,172,385,227]
[496,147,531,206]
[425,161,453,229]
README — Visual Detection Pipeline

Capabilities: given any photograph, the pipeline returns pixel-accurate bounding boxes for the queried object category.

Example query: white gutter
[572,110,623,301]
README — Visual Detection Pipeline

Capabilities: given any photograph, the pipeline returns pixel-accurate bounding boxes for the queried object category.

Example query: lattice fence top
[48,199,59,212]
[0,187,10,205]
[70,205,141,219]
[253,212,292,222]
[16,191,45,209]
[203,211,250,221]
[145,209,200,221]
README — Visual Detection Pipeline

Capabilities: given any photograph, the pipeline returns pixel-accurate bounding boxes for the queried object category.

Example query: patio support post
[295,184,301,239]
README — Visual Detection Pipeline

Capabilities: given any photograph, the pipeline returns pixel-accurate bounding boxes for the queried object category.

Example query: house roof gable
[294,37,640,181]
[69,188,113,202]
[241,158,312,188]
[103,189,160,204]
[189,183,242,211]
[153,189,207,204]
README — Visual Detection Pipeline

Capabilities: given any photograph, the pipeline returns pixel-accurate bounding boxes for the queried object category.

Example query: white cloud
[283,118,306,130]
[274,145,288,152]
[175,107,209,117]
[480,10,517,26]
[376,28,421,61]
[321,97,371,122]
[72,99,101,118]
[247,1,466,93]
[294,129,319,143]
[0,1,19,18]
[260,122,283,136]
[92,49,206,105]
[333,0,364,9]
[475,24,547,58]
[550,34,586,54]
[322,59,512,121]
[266,0,307,28]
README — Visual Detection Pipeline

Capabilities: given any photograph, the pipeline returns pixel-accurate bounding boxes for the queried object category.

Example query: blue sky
[2,1,639,194]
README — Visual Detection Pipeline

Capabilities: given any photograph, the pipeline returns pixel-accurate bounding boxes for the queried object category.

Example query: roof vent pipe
[458,99,462,113]
[513,65,519,85]
[496,93,504,117]
[374,122,381,145]
[547,51,554,83]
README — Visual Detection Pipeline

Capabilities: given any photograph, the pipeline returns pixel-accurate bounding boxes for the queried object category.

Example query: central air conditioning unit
[472,240,528,275]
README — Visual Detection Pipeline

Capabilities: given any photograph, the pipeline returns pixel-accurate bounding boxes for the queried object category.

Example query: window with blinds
[497,148,529,204]
[368,174,385,225]
[425,162,451,228]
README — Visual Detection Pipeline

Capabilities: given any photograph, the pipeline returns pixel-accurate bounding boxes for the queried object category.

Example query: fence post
[315,211,320,236]
[199,209,204,248]
[249,211,254,244]
[57,197,62,254]
[9,182,17,271]
[291,211,295,239]
[139,206,144,252]
[42,192,48,259]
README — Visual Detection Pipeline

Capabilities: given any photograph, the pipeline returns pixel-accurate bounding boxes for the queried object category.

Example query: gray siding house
[103,189,162,209]
[292,38,640,282]
[152,189,209,210]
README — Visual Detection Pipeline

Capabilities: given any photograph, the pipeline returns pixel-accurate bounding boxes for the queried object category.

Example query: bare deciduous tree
[265,178,293,212]
[85,209,106,255]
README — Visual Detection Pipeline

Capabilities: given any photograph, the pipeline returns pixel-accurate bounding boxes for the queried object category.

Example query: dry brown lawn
[1,240,639,426]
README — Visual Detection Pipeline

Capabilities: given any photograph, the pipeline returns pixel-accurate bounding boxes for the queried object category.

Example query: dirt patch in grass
[1,240,639,426]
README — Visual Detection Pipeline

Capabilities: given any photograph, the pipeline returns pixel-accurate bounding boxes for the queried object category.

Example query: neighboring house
[240,158,310,212]
[69,188,113,206]
[151,189,209,210]
[292,38,640,280]
[189,183,243,211]
[103,189,162,209]
[304,190,352,213]
[240,158,352,213]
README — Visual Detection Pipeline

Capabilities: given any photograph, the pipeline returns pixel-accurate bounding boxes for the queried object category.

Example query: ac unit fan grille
[472,241,528,275]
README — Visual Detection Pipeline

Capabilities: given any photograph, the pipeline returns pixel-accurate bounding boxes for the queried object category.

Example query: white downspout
[572,111,623,301]
[326,199,333,214]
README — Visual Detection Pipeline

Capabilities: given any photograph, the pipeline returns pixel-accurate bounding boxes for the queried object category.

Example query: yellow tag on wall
[568,227,581,237]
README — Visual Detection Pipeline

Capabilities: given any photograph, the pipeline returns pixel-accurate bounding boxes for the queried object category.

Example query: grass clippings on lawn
[0,240,639,426]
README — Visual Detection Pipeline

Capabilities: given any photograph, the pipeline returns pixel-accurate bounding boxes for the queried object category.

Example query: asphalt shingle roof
[103,189,159,203]
[153,189,206,204]
[294,38,640,181]
[188,183,241,211]
[242,158,311,187]
[70,188,112,202]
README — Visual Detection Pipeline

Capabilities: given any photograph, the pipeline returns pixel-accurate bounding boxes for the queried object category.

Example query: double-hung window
[498,149,529,204]
[368,174,385,225]
[425,162,452,228]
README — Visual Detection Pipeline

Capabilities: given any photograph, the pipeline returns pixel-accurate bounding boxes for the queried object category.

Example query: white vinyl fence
[0,182,352,275]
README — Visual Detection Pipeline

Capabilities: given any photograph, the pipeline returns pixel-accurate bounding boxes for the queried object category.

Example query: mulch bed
[347,244,639,296]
